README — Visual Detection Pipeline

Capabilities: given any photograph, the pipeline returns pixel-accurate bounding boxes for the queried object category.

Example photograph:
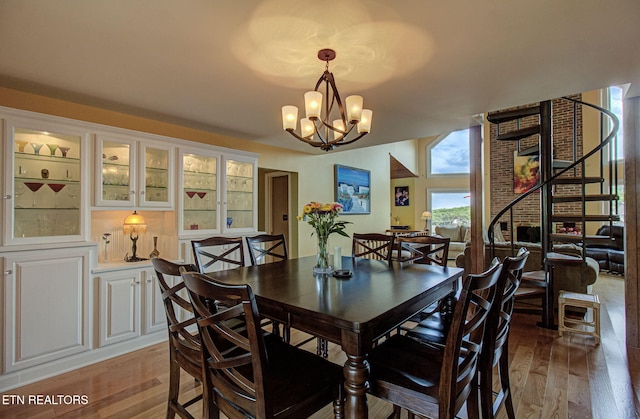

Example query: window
[428,129,470,175]
[428,190,470,226]
[609,85,624,160]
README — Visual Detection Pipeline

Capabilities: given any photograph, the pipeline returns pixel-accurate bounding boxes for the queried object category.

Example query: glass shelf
[15,152,80,163]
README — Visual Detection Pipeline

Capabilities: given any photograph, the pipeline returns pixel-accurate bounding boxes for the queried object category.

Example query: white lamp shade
[345,95,363,122]
[421,211,432,220]
[357,109,373,133]
[301,118,315,139]
[333,119,345,141]
[304,91,322,119]
[282,105,298,130]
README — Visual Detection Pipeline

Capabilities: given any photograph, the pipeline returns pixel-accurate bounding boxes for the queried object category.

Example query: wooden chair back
[440,258,504,418]
[191,236,245,273]
[246,234,288,265]
[180,271,344,418]
[181,271,265,417]
[151,258,201,418]
[352,233,395,264]
[396,234,450,266]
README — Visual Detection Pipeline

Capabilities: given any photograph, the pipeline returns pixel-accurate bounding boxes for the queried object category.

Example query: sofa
[455,241,599,297]
[585,225,624,274]
[434,225,469,260]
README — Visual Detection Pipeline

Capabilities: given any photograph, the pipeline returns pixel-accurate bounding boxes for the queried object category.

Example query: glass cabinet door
[5,120,86,243]
[95,136,173,208]
[224,157,256,231]
[96,137,135,206]
[140,143,173,208]
[179,150,220,234]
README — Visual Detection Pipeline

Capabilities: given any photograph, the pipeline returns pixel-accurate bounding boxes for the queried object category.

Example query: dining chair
[351,233,395,265]
[244,233,296,342]
[180,271,344,419]
[151,258,201,419]
[191,236,245,273]
[394,234,450,266]
[479,248,530,419]
[405,248,530,419]
[367,259,504,419]
[246,233,288,265]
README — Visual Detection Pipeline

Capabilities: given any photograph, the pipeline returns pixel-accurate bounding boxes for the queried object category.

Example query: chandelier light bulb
[304,91,322,119]
[282,105,298,130]
[301,118,315,139]
[357,109,373,133]
[345,95,363,123]
[333,119,345,141]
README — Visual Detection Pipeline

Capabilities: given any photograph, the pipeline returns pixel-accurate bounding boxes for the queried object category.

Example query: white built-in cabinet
[2,246,91,373]
[0,106,259,391]
[96,266,168,347]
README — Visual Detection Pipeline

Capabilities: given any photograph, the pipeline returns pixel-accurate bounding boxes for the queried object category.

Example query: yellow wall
[0,87,418,257]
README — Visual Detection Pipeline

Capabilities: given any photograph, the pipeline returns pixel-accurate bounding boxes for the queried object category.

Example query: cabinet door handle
[129,191,136,195]
[3,195,11,200]
[3,270,12,275]
[140,191,145,195]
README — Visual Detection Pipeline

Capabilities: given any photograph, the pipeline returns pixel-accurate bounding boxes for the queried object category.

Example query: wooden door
[270,175,289,241]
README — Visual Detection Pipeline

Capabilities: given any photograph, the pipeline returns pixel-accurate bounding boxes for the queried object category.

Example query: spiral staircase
[486,96,620,329]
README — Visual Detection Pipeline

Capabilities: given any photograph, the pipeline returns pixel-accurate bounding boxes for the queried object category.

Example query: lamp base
[124,255,148,263]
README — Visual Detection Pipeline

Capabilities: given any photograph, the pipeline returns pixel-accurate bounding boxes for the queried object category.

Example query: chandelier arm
[316,119,355,137]
[311,120,329,145]
[329,131,368,147]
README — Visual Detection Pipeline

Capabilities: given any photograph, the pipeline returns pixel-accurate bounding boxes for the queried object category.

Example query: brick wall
[489,94,583,241]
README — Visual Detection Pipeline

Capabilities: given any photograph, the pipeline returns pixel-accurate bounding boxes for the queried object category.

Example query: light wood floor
[1,273,638,418]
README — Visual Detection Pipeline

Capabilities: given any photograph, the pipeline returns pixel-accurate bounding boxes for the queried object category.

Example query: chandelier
[281,49,372,151]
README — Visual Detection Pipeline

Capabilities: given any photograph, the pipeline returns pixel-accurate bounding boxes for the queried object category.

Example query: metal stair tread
[550,176,604,185]
[552,194,618,203]
[487,106,541,123]
[551,214,621,222]
[496,125,540,141]
[552,159,573,169]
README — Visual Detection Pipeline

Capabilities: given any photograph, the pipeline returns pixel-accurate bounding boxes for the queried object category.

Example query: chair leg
[480,363,494,419]
[466,372,480,419]
[499,351,516,419]
[167,350,180,419]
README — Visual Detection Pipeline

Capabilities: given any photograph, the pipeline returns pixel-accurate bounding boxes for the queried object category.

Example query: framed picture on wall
[334,165,370,214]
[513,152,540,193]
[394,186,409,206]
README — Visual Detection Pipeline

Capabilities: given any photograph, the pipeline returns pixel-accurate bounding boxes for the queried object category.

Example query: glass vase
[314,233,333,275]
[149,236,160,259]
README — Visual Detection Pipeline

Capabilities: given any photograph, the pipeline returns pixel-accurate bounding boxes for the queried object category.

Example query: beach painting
[334,165,370,214]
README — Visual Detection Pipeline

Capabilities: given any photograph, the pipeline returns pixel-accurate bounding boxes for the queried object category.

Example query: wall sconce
[123,210,147,262]
[421,211,432,231]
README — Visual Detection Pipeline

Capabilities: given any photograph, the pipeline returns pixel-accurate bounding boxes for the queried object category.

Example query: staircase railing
[487,97,619,263]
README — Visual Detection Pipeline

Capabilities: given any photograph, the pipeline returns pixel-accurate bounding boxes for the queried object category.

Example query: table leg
[344,353,369,418]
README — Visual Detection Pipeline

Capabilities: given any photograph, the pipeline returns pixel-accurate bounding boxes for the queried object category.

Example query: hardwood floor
[0,273,638,418]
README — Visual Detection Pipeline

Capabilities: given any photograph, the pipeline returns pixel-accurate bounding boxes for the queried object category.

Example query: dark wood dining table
[206,255,463,419]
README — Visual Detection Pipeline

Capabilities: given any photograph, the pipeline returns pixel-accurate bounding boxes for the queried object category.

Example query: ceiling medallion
[281,49,372,151]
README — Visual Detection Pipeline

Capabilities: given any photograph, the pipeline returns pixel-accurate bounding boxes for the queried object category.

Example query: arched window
[428,129,470,175]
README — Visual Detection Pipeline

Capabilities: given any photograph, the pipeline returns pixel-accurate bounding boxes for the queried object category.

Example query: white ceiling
[1,0,639,154]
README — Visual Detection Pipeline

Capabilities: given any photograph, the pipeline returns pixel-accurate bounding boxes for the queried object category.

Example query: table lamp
[123,210,147,262]
[421,211,432,231]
